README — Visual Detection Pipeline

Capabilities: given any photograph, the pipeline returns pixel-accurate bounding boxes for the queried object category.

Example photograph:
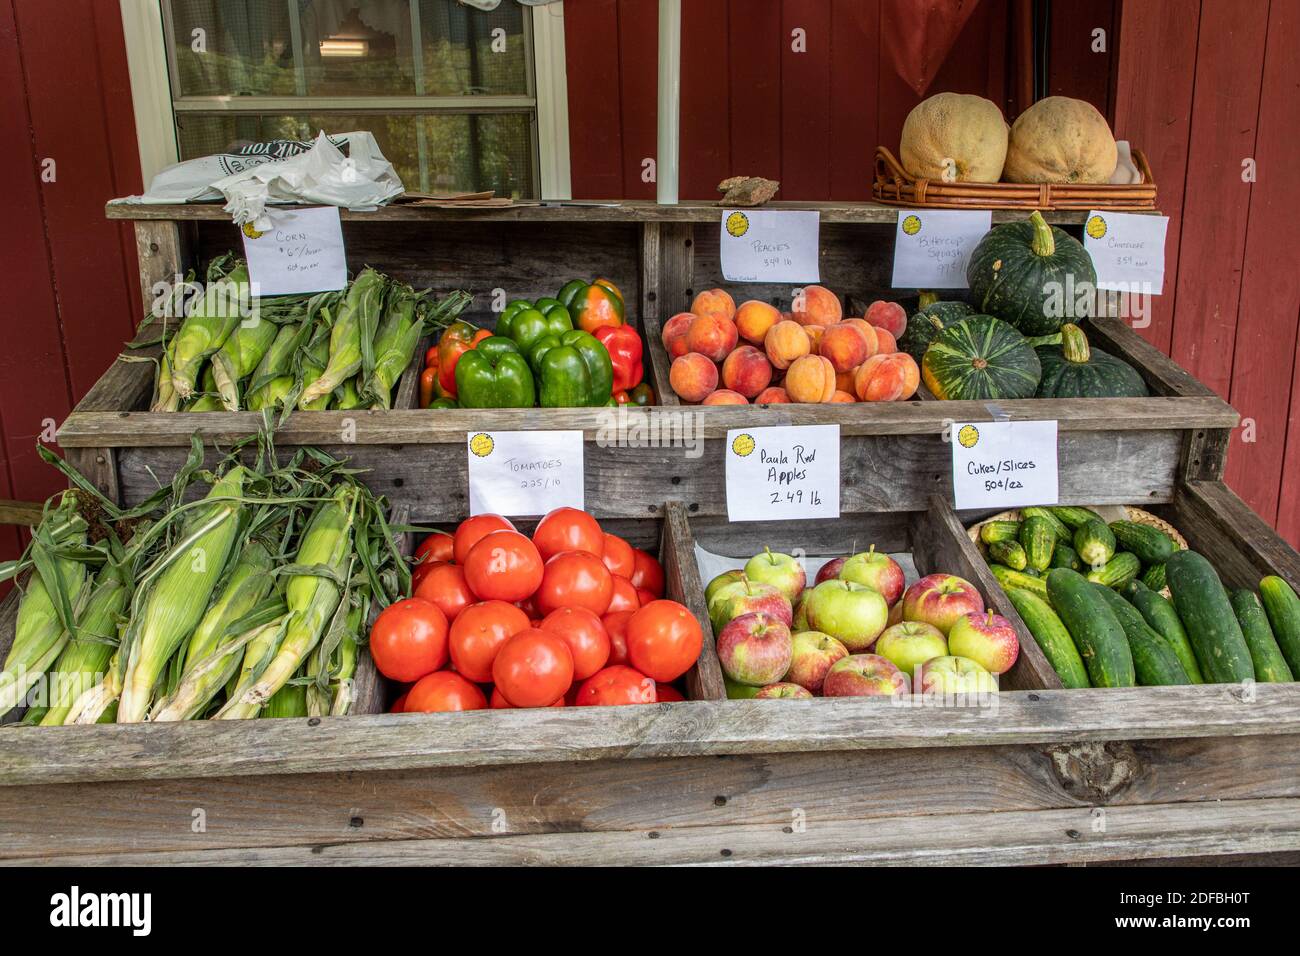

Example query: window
[161,0,545,199]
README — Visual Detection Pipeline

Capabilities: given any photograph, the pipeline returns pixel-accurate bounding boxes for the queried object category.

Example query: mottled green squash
[921,315,1041,400]
[899,301,976,362]
[1035,323,1149,398]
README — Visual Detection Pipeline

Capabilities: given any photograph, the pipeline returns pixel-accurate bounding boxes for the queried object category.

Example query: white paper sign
[467,430,584,517]
[1083,211,1169,293]
[241,206,348,296]
[950,420,1059,511]
[720,210,820,283]
[891,209,992,289]
[725,425,840,522]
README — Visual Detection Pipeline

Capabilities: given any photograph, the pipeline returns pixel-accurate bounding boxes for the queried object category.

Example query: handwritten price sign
[241,206,348,295]
[950,420,1059,510]
[467,430,584,517]
[719,209,820,283]
[725,425,840,522]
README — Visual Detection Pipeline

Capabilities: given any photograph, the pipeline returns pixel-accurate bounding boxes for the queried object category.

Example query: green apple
[724,675,762,699]
[839,546,905,606]
[803,580,888,652]
[917,655,998,696]
[707,577,792,634]
[743,547,806,603]
[874,621,948,678]
[705,569,745,606]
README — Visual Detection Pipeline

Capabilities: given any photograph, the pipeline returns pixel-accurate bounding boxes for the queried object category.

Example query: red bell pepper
[593,325,643,393]
[436,321,492,397]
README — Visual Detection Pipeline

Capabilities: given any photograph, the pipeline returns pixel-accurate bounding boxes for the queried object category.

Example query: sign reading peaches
[726,425,840,522]
[720,210,821,283]
[950,420,1059,511]
[891,210,992,289]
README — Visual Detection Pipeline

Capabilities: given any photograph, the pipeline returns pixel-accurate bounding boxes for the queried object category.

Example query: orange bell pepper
[436,321,492,397]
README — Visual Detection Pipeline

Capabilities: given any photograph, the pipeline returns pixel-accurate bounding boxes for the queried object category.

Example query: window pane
[169,1,527,98]
[175,112,536,199]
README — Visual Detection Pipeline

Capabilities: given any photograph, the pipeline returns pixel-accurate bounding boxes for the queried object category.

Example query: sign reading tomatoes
[466,430,585,516]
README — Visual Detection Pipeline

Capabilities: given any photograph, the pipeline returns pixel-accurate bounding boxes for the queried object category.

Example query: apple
[901,573,985,635]
[708,576,792,634]
[839,546,906,606]
[887,600,904,626]
[804,580,889,652]
[716,612,794,686]
[785,630,850,694]
[791,588,811,630]
[743,547,807,603]
[705,569,745,606]
[725,675,762,699]
[822,654,910,697]
[917,655,999,696]
[815,556,847,585]
[874,621,948,678]
[947,610,1020,675]
[755,682,814,699]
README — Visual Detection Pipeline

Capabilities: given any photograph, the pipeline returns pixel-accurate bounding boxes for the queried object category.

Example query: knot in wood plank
[1047,741,1140,803]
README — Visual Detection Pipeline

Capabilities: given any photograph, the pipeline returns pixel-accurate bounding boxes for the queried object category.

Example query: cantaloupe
[899,93,1008,184]
[1003,96,1118,184]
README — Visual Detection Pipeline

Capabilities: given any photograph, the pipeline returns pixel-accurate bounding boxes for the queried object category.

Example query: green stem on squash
[1061,323,1091,364]
[1028,210,1055,258]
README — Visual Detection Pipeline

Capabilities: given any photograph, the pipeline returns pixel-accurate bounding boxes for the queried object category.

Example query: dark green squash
[1035,323,1149,398]
[898,300,976,361]
[966,211,1098,337]
[921,314,1042,400]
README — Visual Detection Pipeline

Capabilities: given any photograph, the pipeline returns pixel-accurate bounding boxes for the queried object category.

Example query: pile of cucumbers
[979,506,1300,688]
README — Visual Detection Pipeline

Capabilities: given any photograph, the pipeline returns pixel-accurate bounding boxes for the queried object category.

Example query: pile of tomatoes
[369,507,703,712]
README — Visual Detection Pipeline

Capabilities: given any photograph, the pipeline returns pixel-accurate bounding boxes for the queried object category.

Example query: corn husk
[171,263,251,399]
[261,680,308,718]
[39,573,127,725]
[117,467,247,722]
[210,317,278,410]
[297,328,333,411]
[245,322,303,412]
[151,343,181,413]
[298,268,386,408]
[186,394,224,412]
[365,287,421,409]
[66,650,123,725]
[335,377,365,410]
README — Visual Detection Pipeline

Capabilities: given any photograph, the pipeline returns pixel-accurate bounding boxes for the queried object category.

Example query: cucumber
[1085,551,1140,590]
[1048,506,1101,530]
[1230,589,1294,683]
[1019,516,1056,572]
[1090,583,1191,686]
[1164,551,1255,683]
[1074,519,1116,568]
[1141,562,1167,592]
[1020,566,1041,578]
[1258,576,1300,678]
[1050,542,1083,572]
[990,564,1049,599]
[1005,588,1089,689]
[988,540,1028,571]
[1021,506,1070,541]
[1121,580,1205,683]
[1108,520,1177,565]
[1045,569,1136,687]
[979,520,1022,546]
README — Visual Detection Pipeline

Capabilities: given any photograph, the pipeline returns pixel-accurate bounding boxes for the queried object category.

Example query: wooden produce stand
[1,201,1297,866]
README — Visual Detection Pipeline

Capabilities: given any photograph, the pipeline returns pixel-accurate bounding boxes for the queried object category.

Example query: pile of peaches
[662,285,919,405]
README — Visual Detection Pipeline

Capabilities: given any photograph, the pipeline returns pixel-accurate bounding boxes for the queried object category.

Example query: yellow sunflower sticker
[1086,215,1107,240]
[241,222,265,240]
[902,214,922,236]
[731,433,756,458]
[469,433,495,458]
[726,212,750,238]
[957,425,980,449]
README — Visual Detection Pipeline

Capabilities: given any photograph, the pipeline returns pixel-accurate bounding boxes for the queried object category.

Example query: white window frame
[118,0,571,199]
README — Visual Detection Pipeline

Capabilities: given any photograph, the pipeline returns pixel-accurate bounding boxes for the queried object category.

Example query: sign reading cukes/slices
[950,420,1059,511]
[1083,211,1169,293]
[891,209,991,289]
[719,209,820,283]
[725,425,840,522]
[467,430,584,517]
[240,206,348,295]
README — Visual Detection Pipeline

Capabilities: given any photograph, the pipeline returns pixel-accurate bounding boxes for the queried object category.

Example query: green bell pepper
[455,335,536,408]
[559,329,614,405]
[536,345,594,408]
[506,306,573,353]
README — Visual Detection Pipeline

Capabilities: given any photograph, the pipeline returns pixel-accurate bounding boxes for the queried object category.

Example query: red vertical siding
[563,0,624,199]
[725,0,783,184]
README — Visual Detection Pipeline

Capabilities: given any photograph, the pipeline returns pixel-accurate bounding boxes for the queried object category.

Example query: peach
[670,352,719,402]
[701,388,749,406]
[691,288,736,322]
[792,284,843,326]
[685,314,738,362]
[843,318,881,355]
[874,326,898,354]
[802,324,828,353]
[764,319,811,370]
[784,354,837,403]
[865,300,907,339]
[735,300,782,345]
[721,345,774,399]
[830,389,857,403]
[661,313,694,360]
[854,352,921,402]
[819,322,874,374]
[754,386,791,404]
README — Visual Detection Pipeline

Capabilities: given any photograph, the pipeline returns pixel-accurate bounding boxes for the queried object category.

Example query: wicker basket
[872,146,1158,211]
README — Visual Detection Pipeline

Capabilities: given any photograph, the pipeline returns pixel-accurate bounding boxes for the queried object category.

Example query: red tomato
[414,532,455,568]
[574,665,657,706]
[655,683,686,702]
[602,610,635,666]
[607,575,641,613]
[636,587,656,607]
[369,598,448,682]
[391,692,409,713]
[626,600,703,682]
[413,563,474,622]
[492,629,575,708]
[532,507,604,561]
[600,533,636,579]
[540,606,611,680]
[535,550,614,616]
[463,530,544,603]
[630,549,665,597]
[490,687,565,709]
[453,513,515,565]
[405,671,487,713]
[449,600,531,683]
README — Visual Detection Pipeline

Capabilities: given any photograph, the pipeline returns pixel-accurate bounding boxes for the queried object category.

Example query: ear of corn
[261,680,308,718]
[298,268,386,408]
[335,377,365,410]
[66,651,124,725]
[186,394,224,412]
[151,343,181,413]
[117,466,247,722]
[171,263,251,399]
[365,287,421,409]
[210,317,278,410]
[39,573,127,726]
[297,327,334,411]
[245,322,303,412]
